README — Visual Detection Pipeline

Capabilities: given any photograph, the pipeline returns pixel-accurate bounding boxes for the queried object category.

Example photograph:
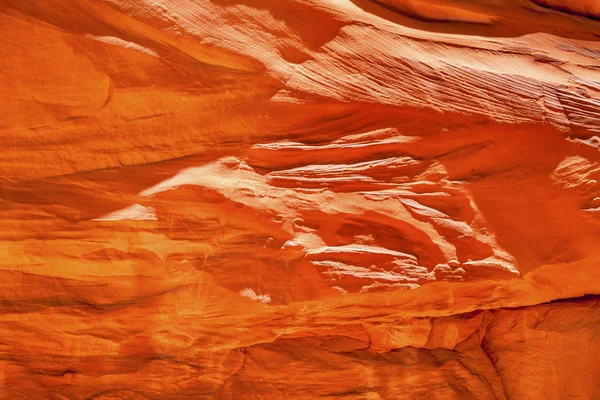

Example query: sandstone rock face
[1,0,599,398]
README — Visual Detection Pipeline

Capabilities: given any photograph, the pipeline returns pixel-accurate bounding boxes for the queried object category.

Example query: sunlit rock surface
[1,0,599,398]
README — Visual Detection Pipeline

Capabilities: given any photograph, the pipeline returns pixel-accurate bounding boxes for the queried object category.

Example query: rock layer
[1,0,599,399]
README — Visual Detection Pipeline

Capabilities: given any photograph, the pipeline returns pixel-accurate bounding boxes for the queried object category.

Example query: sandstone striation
[1,0,599,398]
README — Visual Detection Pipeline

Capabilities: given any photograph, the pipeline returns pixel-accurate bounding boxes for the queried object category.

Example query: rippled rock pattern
[1,0,599,398]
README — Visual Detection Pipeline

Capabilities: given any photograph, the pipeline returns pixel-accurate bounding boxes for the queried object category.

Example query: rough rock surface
[1,0,599,398]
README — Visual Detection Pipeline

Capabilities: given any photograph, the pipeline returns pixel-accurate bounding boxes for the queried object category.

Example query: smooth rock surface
[1,0,599,398]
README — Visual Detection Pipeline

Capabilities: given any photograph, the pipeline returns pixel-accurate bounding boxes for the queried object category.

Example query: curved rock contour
[0,0,599,398]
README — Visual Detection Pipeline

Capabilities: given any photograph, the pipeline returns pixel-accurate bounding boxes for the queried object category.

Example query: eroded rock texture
[1,0,599,398]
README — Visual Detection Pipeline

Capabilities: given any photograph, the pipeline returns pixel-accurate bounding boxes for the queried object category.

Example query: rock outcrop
[1,0,599,398]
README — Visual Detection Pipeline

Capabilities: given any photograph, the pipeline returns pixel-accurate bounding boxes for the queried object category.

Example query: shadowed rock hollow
[0,0,599,398]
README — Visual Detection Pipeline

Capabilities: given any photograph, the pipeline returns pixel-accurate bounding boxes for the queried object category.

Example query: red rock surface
[1,0,599,398]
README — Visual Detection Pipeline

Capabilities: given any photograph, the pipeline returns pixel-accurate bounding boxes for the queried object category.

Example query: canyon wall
[1,0,599,398]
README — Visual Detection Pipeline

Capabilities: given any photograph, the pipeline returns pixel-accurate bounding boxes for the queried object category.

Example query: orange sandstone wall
[0,0,599,398]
